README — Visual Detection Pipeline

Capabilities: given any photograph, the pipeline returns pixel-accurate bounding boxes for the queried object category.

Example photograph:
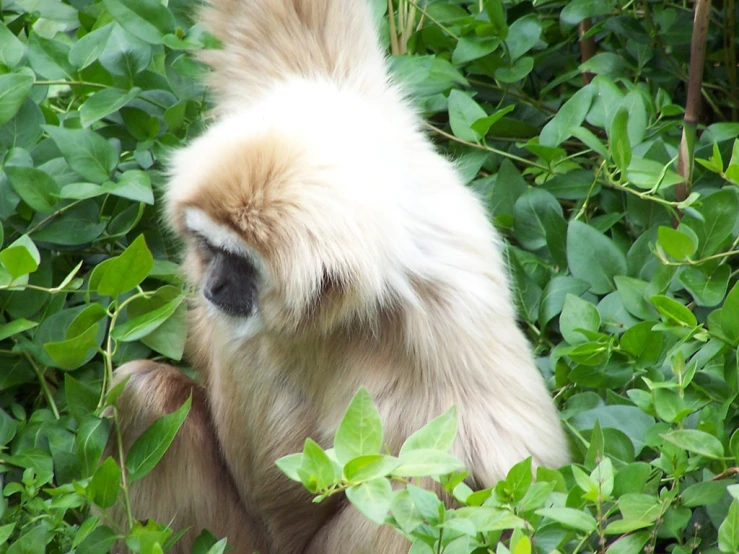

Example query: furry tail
[199,0,388,109]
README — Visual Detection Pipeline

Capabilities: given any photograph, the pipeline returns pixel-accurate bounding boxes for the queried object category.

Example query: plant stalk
[675,0,712,207]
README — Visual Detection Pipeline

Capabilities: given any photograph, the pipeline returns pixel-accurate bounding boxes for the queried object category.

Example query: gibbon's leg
[306,504,410,554]
[108,361,267,554]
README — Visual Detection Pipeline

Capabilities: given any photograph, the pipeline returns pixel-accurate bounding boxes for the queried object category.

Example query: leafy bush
[0,0,738,552]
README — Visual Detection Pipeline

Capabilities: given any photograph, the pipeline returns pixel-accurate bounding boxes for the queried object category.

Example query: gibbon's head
[165,80,446,338]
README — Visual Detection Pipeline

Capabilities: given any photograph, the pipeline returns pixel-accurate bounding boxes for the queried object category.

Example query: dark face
[202,247,260,317]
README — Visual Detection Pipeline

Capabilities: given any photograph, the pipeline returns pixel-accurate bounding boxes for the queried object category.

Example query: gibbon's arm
[198,0,390,113]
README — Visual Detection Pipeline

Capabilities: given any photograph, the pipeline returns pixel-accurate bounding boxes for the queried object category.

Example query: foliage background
[0,0,737,552]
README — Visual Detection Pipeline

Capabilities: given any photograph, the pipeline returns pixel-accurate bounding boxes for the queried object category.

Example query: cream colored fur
[112,0,570,552]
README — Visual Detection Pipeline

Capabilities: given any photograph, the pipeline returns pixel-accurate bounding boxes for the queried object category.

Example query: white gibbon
[111,0,570,552]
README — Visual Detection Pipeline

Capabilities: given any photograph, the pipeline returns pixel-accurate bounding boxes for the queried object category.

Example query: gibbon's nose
[203,250,258,317]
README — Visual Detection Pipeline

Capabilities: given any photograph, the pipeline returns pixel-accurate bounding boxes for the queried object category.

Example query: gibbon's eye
[193,234,217,261]
[202,249,260,317]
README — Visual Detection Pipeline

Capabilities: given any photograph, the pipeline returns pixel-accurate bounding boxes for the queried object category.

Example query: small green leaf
[43,125,118,184]
[559,294,600,345]
[299,438,337,492]
[4,166,60,214]
[44,323,100,370]
[79,87,141,127]
[0,70,34,126]
[567,221,627,294]
[112,295,184,342]
[650,295,697,328]
[495,56,534,83]
[719,499,739,553]
[69,24,114,70]
[345,478,392,524]
[89,457,121,508]
[504,15,541,61]
[448,90,487,142]
[126,395,192,481]
[400,405,457,454]
[334,387,383,464]
[657,226,697,261]
[103,0,175,44]
[609,106,631,171]
[343,455,401,482]
[393,449,465,477]
[0,23,25,68]
[97,235,154,297]
[661,429,724,459]
[535,507,598,532]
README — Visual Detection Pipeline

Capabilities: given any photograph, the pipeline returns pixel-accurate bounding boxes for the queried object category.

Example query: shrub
[0,0,737,553]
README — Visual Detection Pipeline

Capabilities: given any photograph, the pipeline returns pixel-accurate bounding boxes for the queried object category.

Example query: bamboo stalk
[728,0,737,121]
[578,18,596,85]
[675,0,712,207]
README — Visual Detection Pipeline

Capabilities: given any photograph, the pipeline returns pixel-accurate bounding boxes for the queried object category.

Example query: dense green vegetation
[0,0,737,552]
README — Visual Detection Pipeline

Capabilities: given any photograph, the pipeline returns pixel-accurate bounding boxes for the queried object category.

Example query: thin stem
[424,122,549,171]
[27,199,86,236]
[24,352,60,419]
[113,406,135,529]
[34,80,107,88]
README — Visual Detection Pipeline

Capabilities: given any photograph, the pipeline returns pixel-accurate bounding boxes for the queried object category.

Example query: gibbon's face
[164,82,420,337]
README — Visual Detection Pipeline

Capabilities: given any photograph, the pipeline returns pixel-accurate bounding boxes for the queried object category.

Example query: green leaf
[106,170,155,204]
[80,87,141,127]
[605,532,650,554]
[69,24,114,70]
[89,457,121,508]
[657,226,697,261]
[345,478,392,524]
[448,90,487,142]
[76,525,119,554]
[495,56,534,83]
[103,0,175,44]
[560,294,600,345]
[126,395,192,481]
[504,15,541,61]
[685,188,739,257]
[4,166,60,214]
[0,24,25,68]
[112,294,184,342]
[561,0,616,25]
[567,221,627,294]
[722,282,739,344]
[609,106,631,171]
[539,276,591,326]
[719,499,739,553]
[391,489,424,533]
[76,415,111,478]
[0,243,39,280]
[681,480,729,507]
[400,405,457,454]
[299,438,337,492]
[43,125,118,184]
[393,449,465,477]
[0,71,34,126]
[27,33,74,79]
[44,322,100,370]
[65,373,100,423]
[485,0,508,39]
[334,387,383,464]
[650,295,697,328]
[275,453,303,482]
[7,525,47,554]
[513,188,563,251]
[540,86,594,147]
[535,507,597,532]
[679,264,730,308]
[343,455,401,482]
[96,235,155,297]
[661,429,724,459]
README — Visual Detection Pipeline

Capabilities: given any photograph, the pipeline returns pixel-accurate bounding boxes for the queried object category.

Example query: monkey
[110,0,570,552]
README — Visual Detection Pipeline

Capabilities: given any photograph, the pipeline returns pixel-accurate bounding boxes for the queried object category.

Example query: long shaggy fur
[112,1,570,552]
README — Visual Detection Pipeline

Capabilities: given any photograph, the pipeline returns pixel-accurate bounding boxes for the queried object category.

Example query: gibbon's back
[199,0,391,112]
